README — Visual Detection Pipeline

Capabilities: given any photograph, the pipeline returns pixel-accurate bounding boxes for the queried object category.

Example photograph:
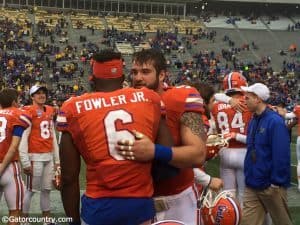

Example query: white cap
[29,85,47,96]
[241,83,270,101]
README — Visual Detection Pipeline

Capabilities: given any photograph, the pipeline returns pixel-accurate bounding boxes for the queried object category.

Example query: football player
[0,88,31,225]
[57,50,175,225]
[284,104,300,191]
[117,49,207,225]
[191,82,223,193]
[213,75,273,225]
[19,85,60,223]
[210,71,252,204]
[293,104,300,191]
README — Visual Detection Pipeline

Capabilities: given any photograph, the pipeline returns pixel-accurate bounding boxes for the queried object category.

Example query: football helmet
[206,134,229,160]
[223,72,247,94]
[151,220,186,225]
[201,190,241,225]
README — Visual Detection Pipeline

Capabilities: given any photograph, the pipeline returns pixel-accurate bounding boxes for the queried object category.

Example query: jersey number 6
[104,109,135,161]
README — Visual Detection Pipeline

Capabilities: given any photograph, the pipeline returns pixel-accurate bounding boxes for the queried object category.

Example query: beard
[133,78,159,91]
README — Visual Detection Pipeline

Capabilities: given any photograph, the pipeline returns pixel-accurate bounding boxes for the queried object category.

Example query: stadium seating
[106,15,140,32]
[70,13,104,30]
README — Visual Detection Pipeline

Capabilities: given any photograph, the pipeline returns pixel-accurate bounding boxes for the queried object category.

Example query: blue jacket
[244,107,291,189]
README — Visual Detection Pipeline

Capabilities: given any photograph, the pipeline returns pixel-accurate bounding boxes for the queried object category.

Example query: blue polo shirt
[244,107,291,189]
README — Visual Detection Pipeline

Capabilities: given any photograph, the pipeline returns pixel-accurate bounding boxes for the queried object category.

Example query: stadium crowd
[0,8,299,108]
[0,7,299,225]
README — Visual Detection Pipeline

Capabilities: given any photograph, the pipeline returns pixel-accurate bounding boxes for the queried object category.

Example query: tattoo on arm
[180,112,206,140]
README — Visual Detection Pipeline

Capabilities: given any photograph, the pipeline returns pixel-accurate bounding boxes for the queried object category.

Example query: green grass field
[205,129,300,225]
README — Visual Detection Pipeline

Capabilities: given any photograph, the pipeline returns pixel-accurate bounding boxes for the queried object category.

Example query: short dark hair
[0,88,19,108]
[93,49,122,63]
[132,49,167,75]
[192,82,215,105]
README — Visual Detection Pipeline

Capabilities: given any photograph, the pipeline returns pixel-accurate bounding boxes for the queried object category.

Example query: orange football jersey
[154,85,205,196]
[23,105,55,153]
[293,105,300,136]
[211,96,252,148]
[0,107,31,162]
[56,87,161,198]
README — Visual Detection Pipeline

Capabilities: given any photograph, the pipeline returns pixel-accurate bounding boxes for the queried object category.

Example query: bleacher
[262,16,294,31]
[140,17,173,33]
[70,13,104,30]
[0,8,29,23]
[0,8,31,35]
[105,15,140,32]
[35,10,64,28]
[115,41,134,55]
[173,19,205,34]
[133,41,151,52]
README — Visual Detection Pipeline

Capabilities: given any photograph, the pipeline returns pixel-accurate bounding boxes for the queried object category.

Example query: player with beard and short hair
[58,49,206,225]
[116,49,207,225]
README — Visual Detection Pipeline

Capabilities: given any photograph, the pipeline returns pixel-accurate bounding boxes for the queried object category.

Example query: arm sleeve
[193,168,211,187]
[235,133,247,144]
[214,93,231,104]
[19,125,32,168]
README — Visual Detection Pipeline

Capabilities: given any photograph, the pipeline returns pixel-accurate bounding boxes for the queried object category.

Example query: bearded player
[117,49,207,225]
[56,49,183,225]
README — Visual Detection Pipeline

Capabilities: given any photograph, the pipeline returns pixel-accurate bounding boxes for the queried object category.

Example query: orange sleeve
[56,99,74,132]
[15,109,32,129]
[211,103,218,119]
[182,87,205,114]
[293,105,300,118]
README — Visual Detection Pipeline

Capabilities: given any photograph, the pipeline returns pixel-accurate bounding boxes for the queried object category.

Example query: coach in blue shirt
[240,83,293,225]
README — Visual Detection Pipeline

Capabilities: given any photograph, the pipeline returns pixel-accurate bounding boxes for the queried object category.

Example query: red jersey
[211,96,252,148]
[293,105,300,136]
[0,107,31,162]
[56,88,161,198]
[155,85,205,196]
[23,105,55,153]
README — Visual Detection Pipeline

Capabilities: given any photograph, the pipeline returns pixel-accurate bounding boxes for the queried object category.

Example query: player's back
[0,107,31,161]
[212,96,252,148]
[57,87,161,198]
